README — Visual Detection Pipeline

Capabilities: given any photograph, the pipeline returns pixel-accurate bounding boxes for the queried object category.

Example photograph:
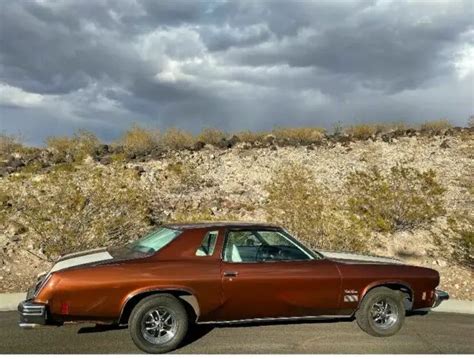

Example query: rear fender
[118,286,200,324]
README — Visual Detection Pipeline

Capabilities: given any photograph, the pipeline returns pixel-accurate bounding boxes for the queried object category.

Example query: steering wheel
[256,245,282,262]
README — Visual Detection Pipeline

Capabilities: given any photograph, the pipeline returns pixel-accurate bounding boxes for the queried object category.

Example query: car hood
[319,250,403,265]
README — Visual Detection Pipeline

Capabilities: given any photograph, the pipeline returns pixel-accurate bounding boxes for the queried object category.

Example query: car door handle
[223,271,239,277]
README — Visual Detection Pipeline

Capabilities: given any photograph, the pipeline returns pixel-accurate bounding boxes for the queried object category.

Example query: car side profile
[18,222,449,353]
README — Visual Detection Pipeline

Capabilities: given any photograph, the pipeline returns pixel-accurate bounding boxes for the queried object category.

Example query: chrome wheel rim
[370,298,398,329]
[141,307,178,345]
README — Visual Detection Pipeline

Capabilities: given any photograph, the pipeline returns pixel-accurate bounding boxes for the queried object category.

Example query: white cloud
[454,43,474,79]
[0,0,473,143]
[0,83,47,107]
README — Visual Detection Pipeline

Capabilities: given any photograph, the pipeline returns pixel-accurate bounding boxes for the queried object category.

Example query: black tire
[129,294,188,354]
[355,287,405,337]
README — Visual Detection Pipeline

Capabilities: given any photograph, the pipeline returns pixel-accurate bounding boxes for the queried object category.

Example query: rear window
[127,227,182,254]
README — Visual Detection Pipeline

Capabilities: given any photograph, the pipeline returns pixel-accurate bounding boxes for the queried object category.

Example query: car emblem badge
[344,289,359,302]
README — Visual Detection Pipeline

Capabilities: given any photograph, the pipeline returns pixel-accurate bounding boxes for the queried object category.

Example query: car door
[217,228,342,321]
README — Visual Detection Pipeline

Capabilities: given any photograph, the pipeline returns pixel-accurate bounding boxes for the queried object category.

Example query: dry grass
[272,127,325,145]
[234,130,269,144]
[420,119,452,132]
[161,128,195,150]
[119,124,160,157]
[46,129,100,163]
[345,124,378,140]
[345,122,409,139]
[197,128,228,146]
[0,133,23,159]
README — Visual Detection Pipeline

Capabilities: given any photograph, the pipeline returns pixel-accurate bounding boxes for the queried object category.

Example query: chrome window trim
[221,228,316,263]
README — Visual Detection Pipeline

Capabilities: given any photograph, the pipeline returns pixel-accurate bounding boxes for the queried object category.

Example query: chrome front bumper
[432,289,449,308]
[18,300,48,328]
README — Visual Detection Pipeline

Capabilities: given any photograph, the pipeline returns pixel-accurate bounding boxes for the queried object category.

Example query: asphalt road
[0,311,473,354]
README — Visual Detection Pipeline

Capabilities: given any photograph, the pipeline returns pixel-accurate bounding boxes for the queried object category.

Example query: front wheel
[355,287,405,337]
[129,294,188,353]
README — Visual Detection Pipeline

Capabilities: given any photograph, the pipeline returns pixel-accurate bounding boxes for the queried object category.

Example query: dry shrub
[119,124,160,157]
[346,165,446,232]
[345,124,379,140]
[234,130,268,144]
[272,127,325,145]
[45,136,75,162]
[46,129,100,163]
[0,133,23,158]
[447,211,473,267]
[266,163,367,252]
[420,119,452,132]
[161,128,194,150]
[455,230,474,266]
[4,165,151,259]
[197,128,227,146]
[345,122,409,140]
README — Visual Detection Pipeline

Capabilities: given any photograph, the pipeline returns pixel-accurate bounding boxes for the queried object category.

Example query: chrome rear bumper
[18,300,48,328]
[432,289,449,308]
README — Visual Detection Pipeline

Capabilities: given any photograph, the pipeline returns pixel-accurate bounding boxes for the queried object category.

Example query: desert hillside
[1,124,472,299]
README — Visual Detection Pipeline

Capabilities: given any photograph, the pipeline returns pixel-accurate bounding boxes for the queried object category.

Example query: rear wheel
[129,294,188,353]
[355,287,405,337]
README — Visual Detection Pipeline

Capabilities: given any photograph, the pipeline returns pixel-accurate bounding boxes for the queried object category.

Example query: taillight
[60,302,69,315]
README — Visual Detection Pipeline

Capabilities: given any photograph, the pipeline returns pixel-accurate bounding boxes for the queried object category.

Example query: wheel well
[363,284,413,311]
[118,290,199,325]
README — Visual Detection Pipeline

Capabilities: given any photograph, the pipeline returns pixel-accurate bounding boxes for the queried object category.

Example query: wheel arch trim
[358,280,414,311]
[118,287,200,324]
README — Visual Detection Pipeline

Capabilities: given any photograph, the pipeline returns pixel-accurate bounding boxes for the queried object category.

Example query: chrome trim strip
[198,314,350,325]
[22,309,44,315]
[20,302,46,316]
[19,323,41,329]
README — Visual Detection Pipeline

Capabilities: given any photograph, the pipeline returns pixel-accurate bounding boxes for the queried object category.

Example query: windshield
[281,229,325,260]
[127,227,182,254]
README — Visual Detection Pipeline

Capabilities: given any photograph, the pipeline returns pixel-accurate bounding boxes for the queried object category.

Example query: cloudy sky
[0,0,473,144]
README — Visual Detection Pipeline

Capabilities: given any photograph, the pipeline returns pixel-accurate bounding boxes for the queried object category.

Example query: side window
[223,230,312,263]
[224,231,262,262]
[196,230,218,256]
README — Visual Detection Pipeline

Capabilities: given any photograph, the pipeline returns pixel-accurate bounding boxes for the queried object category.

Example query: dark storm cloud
[0,0,473,144]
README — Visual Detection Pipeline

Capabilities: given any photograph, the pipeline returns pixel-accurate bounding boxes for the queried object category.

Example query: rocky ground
[1,128,473,299]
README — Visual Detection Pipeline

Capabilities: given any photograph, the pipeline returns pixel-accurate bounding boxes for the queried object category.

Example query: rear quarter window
[196,230,218,256]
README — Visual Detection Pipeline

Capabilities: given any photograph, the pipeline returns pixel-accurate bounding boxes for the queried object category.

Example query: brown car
[18,222,449,353]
